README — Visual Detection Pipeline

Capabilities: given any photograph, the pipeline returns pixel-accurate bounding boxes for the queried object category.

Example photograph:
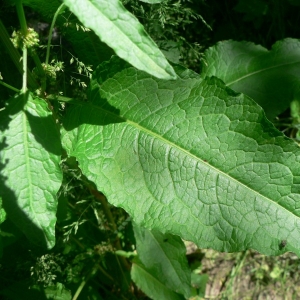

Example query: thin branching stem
[46,94,75,102]
[0,80,20,93]
[29,49,46,94]
[72,267,98,300]
[46,3,66,65]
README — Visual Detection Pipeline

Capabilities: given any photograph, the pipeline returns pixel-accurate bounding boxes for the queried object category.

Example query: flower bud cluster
[11,27,39,49]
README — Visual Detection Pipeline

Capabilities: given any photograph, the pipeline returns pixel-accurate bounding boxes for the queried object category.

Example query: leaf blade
[62,57,300,256]
[133,224,191,298]
[62,0,177,80]
[0,93,62,248]
[131,260,185,300]
[201,38,300,119]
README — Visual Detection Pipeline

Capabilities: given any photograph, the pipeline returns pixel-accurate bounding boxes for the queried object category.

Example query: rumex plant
[1,0,300,299]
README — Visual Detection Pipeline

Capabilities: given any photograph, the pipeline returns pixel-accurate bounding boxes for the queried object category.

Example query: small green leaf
[133,224,191,298]
[0,93,62,248]
[191,273,208,297]
[131,259,185,300]
[35,283,72,300]
[62,56,300,256]
[0,197,6,224]
[62,0,177,80]
[201,38,300,119]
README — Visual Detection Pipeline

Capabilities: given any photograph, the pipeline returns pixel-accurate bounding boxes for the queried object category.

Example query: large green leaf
[201,38,300,119]
[0,93,62,248]
[133,224,191,298]
[62,0,177,80]
[62,56,300,256]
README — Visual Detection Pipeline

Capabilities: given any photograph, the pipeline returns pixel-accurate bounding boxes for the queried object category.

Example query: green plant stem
[89,187,131,270]
[69,236,114,282]
[72,267,98,300]
[16,1,42,93]
[46,3,66,65]
[0,80,20,93]
[0,20,38,89]
[46,94,88,107]
[22,46,27,92]
[29,49,46,93]
[96,263,114,282]
[89,188,117,232]
[16,1,46,94]
[223,251,248,297]
[15,0,27,35]
[46,94,78,103]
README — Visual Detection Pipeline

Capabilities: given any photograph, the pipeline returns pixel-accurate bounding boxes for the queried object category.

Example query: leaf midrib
[22,105,42,231]
[75,99,298,221]
[133,263,179,293]
[227,60,300,86]
[72,0,169,76]
[23,110,33,211]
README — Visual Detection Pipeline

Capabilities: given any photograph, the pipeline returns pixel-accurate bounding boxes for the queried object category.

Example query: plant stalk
[22,46,27,92]
[46,94,82,104]
[0,80,20,93]
[16,1,46,94]
[15,0,27,35]
[67,234,114,282]
[89,187,131,270]
[72,267,98,300]
[222,250,248,298]
[29,48,46,94]
[89,188,117,232]
[0,19,38,90]
[46,3,66,65]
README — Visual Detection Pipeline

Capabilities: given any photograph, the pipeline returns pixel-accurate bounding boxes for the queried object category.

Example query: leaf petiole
[0,80,20,93]
[46,3,66,65]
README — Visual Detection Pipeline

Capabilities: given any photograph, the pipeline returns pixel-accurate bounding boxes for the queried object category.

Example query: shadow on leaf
[0,92,59,249]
